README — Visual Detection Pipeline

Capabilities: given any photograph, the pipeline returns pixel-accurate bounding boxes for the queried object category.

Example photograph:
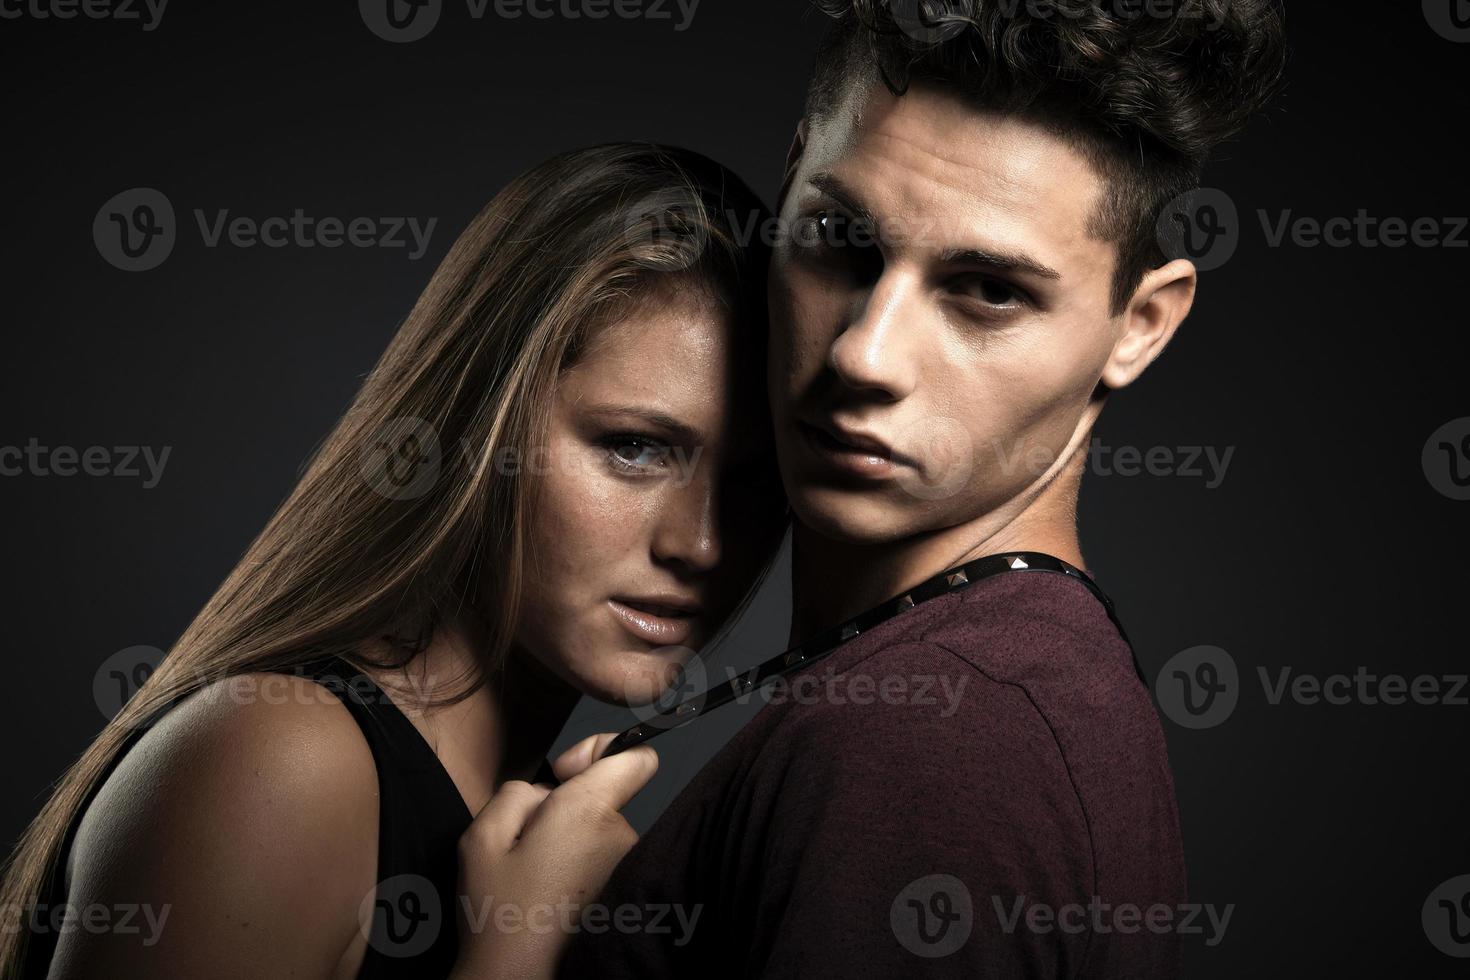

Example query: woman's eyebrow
[582,405,702,443]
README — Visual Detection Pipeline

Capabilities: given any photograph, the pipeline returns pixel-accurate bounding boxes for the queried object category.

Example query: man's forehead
[801,79,1104,248]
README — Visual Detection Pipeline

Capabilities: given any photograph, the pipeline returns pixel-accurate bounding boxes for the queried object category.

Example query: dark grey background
[2,2,1467,975]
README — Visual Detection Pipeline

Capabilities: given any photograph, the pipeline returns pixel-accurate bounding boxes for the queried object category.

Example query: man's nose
[650,471,721,575]
[825,267,922,401]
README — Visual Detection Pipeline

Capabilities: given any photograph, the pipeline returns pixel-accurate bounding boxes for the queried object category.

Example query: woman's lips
[607,598,698,647]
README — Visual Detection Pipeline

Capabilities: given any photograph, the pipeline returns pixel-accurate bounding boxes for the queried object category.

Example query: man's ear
[775,118,808,213]
[1101,259,1197,390]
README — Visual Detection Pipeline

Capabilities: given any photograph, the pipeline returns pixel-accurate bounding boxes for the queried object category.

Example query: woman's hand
[451,734,657,980]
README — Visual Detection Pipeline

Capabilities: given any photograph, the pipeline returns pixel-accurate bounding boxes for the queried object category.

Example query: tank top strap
[292,656,474,978]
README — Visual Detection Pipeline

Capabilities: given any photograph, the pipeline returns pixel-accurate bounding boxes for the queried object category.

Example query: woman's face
[512,280,783,705]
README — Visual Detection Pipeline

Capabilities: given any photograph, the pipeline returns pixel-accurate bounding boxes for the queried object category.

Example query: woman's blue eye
[605,435,670,470]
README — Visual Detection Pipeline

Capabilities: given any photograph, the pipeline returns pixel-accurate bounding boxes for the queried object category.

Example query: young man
[559,2,1285,976]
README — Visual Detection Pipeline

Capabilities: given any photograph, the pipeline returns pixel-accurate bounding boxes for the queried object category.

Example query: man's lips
[798,419,916,477]
[607,597,701,646]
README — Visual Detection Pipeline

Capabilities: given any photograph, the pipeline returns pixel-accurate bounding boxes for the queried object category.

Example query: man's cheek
[796,297,845,367]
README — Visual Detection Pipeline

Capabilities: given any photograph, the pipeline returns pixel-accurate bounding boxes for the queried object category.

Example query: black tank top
[26,656,497,979]
[295,656,476,977]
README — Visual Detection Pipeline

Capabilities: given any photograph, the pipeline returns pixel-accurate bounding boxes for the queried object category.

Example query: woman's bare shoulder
[52,672,380,979]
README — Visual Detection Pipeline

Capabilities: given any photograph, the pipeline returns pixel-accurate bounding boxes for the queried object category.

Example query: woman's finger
[553,744,659,815]
[462,780,551,856]
[551,732,622,783]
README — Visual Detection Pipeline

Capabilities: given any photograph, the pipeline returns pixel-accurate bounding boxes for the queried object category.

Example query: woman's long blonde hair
[0,142,776,975]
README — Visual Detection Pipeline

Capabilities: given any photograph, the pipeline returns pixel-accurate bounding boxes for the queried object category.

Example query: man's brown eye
[796,211,874,251]
[819,212,871,248]
[958,276,1024,308]
[980,279,1016,304]
[796,210,883,284]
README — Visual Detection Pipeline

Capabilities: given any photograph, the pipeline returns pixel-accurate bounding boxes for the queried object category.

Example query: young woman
[0,143,787,979]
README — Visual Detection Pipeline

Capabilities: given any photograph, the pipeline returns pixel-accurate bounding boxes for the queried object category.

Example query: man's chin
[786,485,921,546]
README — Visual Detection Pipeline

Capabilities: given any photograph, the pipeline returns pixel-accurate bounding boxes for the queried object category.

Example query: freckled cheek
[530,441,657,584]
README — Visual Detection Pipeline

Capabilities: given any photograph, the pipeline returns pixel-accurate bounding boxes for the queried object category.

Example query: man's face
[768,78,1128,545]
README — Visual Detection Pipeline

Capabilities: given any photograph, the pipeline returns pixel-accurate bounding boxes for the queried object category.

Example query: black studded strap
[602,551,1144,757]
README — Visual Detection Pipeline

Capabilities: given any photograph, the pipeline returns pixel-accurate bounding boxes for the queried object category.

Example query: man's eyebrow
[808,171,1062,282]
[581,405,702,443]
[939,246,1062,281]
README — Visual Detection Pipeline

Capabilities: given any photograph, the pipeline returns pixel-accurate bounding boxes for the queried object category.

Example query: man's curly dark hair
[805,0,1287,312]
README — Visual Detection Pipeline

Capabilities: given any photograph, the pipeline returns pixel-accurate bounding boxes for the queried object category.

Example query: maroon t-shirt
[557,569,1186,979]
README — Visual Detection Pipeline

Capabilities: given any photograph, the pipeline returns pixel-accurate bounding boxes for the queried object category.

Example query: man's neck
[788,484,1084,643]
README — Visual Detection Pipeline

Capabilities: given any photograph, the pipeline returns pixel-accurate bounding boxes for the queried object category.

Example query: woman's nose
[650,475,721,574]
